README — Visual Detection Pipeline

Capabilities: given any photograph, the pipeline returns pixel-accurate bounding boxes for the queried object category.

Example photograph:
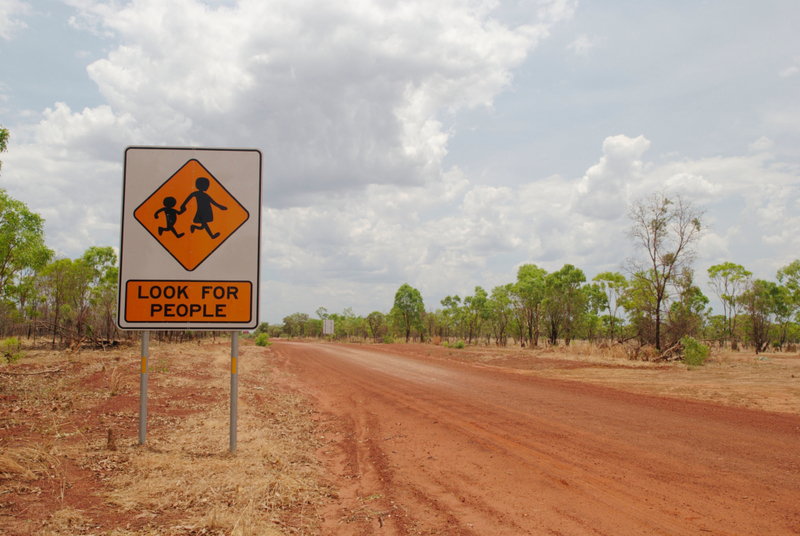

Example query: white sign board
[117,147,262,330]
[323,319,334,335]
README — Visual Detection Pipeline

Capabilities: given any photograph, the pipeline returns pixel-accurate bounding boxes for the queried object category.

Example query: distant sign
[118,147,262,330]
[323,319,334,335]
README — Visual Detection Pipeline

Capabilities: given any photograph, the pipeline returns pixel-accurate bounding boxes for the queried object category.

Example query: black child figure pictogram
[154,196,184,238]
[179,176,227,239]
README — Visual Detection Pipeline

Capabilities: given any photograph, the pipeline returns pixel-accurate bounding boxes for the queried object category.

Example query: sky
[1,0,799,324]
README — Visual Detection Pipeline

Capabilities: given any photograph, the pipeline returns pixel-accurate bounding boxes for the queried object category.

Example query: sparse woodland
[0,131,797,358]
[270,193,800,357]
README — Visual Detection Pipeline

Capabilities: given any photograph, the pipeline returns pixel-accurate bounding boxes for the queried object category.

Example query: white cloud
[38,0,574,207]
[575,134,649,220]
[0,0,30,40]
[3,0,575,260]
[748,135,773,152]
[249,134,800,317]
[779,65,798,78]
[566,34,595,56]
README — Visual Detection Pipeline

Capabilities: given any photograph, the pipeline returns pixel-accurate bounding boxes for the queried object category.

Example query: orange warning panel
[133,159,249,271]
[126,280,252,323]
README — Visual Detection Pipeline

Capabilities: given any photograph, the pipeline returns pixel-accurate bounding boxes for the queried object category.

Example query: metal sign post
[230,331,239,452]
[139,330,149,445]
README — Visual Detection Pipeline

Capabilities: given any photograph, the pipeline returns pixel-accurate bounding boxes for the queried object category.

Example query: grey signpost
[118,147,262,452]
[139,330,149,445]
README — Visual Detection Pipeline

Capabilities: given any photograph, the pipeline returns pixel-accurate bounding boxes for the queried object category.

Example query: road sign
[118,147,261,330]
[134,159,249,271]
[323,319,334,335]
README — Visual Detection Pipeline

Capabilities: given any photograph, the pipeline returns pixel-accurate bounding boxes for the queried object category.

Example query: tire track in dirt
[271,341,800,536]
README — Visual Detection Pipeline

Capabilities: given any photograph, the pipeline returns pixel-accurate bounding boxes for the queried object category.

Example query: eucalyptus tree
[282,312,310,338]
[366,311,387,342]
[707,262,751,344]
[511,264,547,347]
[488,284,513,346]
[391,283,424,342]
[774,260,800,349]
[592,272,628,341]
[542,264,586,346]
[664,268,709,346]
[39,258,74,348]
[440,295,462,341]
[741,279,777,353]
[0,188,53,301]
[626,191,705,351]
[69,246,117,343]
[463,286,489,345]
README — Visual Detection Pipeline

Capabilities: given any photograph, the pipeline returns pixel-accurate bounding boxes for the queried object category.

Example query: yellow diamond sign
[133,159,249,271]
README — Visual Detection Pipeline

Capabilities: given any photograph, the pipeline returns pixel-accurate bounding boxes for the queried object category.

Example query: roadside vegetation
[0,129,797,362]
[269,193,800,360]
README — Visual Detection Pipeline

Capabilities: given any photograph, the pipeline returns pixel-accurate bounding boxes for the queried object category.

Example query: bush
[2,337,23,364]
[254,333,270,347]
[382,335,395,344]
[681,336,709,366]
[454,340,465,349]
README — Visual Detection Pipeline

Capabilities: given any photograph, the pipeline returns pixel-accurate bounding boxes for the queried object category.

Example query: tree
[39,258,74,348]
[707,262,751,344]
[771,284,793,350]
[626,191,705,351]
[620,271,658,345]
[542,264,586,346]
[592,271,628,341]
[440,295,462,341]
[776,260,800,348]
[366,311,387,342]
[391,283,424,342]
[664,269,709,346]
[740,279,776,353]
[488,284,513,346]
[282,312,310,338]
[511,264,547,347]
[0,188,53,300]
[463,286,488,345]
[70,246,117,344]
[0,125,8,173]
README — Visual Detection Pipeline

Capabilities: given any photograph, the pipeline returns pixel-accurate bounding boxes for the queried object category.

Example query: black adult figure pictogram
[179,177,227,239]
[154,196,184,238]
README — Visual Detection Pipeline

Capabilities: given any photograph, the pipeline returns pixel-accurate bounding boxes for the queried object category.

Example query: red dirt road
[270,341,800,536]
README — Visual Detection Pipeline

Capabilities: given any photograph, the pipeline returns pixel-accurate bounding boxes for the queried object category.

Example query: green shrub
[254,333,270,347]
[454,340,465,349]
[382,335,395,344]
[2,337,23,364]
[681,336,709,366]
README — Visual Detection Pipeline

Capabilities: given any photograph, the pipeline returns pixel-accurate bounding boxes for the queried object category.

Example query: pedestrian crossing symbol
[133,159,249,271]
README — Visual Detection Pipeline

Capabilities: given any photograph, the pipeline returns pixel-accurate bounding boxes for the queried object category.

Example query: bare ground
[270,340,800,536]
[1,338,799,535]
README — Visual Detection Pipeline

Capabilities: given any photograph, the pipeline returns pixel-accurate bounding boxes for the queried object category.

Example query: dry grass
[0,445,60,481]
[527,344,800,414]
[1,338,330,535]
[91,394,327,535]
[37,507,91,535]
